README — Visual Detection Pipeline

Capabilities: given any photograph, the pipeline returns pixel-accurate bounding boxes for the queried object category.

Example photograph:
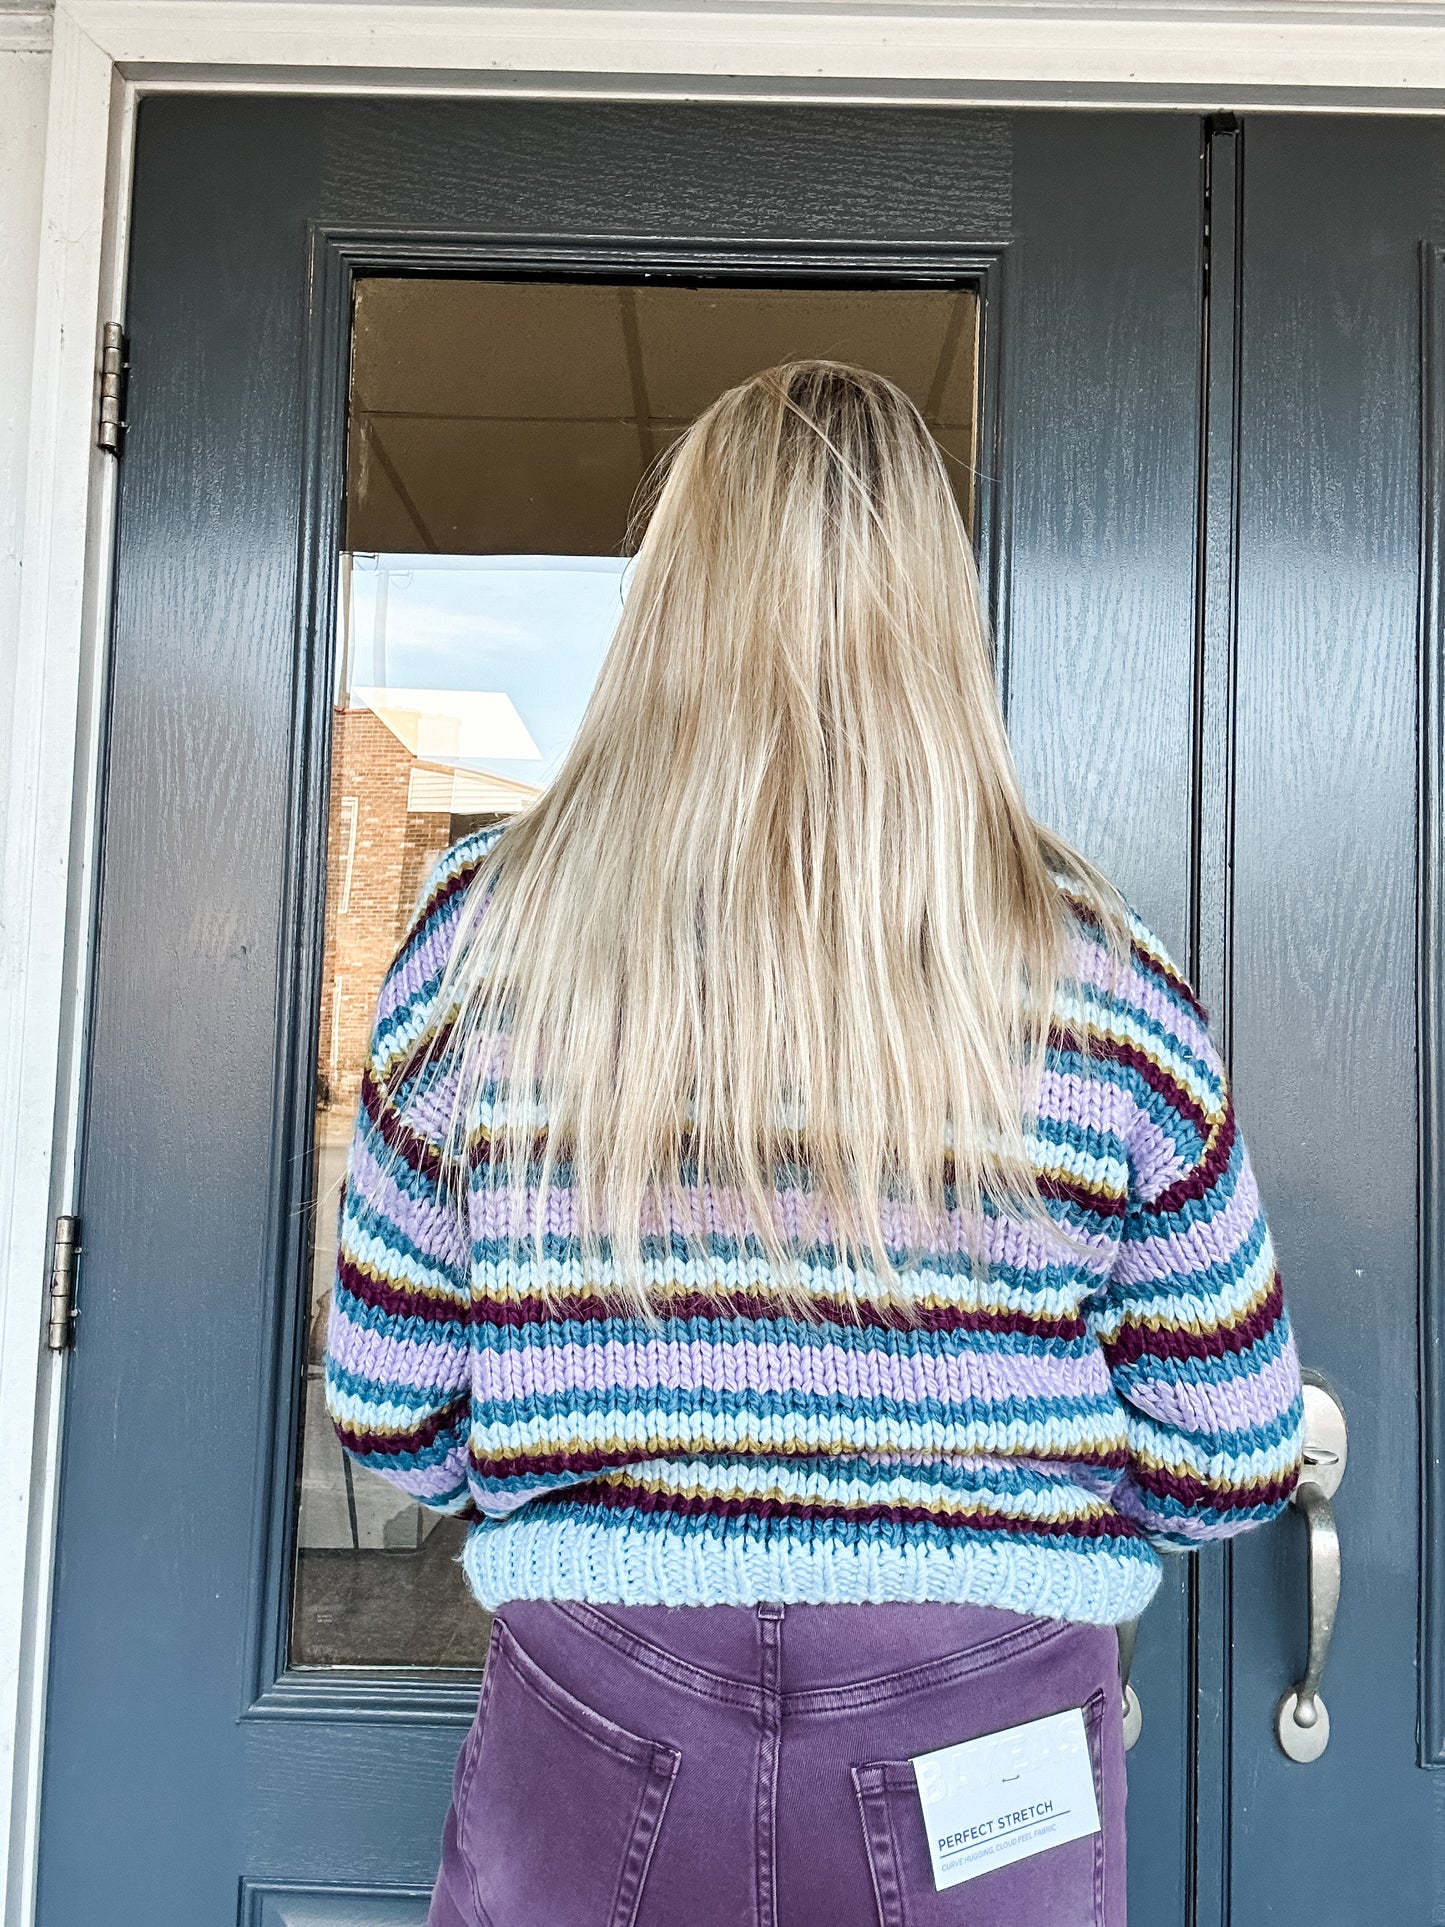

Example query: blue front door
[37,99,1426,1926]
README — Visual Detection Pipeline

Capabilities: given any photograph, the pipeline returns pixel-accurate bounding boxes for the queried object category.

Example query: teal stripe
[468,1384,1119,1430]
[473,1315,1097,1361]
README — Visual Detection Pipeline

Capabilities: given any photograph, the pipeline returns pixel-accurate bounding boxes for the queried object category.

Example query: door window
[290,276,982,1670]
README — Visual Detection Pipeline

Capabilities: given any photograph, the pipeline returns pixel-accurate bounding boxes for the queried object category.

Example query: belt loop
[757,1600,785,1621]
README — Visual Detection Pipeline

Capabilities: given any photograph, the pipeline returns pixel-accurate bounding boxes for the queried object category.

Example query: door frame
[9,9,1445,1923]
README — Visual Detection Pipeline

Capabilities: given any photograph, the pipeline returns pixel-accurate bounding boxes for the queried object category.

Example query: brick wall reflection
[318,705,455,1117]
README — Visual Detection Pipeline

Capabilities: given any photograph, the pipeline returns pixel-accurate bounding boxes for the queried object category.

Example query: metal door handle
[1117,1615,1142,1750]
[1274,1371,1347,1763]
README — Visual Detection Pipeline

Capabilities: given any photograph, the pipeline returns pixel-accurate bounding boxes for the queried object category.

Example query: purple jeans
[427,1597,1128,1927]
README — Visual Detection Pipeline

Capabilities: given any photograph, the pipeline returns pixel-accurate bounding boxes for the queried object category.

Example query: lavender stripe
[471,1334,1118,1409]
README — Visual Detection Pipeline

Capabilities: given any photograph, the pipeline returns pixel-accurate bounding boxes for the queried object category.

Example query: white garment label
[910,1706,1100,1891]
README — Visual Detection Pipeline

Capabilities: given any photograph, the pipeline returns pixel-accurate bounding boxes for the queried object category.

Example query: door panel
[1004,114,1205,1923]
[1227,117,1443,1923]
[40,101,1205,1923]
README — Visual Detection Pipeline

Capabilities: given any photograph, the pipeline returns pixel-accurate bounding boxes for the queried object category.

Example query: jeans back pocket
[458,1617,680,1927]
[851,1688,1110,1927]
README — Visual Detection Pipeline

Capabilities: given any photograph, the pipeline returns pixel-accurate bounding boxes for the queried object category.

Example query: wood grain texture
[1421,242,1445,1772]
[314,99,1012,241]
[1004,113,1204,961]
[1001,113,1205,1927]
[36,99,335,1927]
[1227,116,1438,1926]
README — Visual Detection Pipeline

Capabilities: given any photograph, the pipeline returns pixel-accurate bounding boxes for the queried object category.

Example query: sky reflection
[341,552,629,788]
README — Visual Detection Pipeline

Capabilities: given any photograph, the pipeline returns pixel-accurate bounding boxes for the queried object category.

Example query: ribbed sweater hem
[460,1515,1162,1628]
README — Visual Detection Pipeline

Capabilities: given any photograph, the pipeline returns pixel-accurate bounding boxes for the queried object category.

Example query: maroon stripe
[1042,1022,1205,1136]
[1102,1273,1283,1370]
[471,1284,1090,1343]
[359,1062,448,1183]
[472,1442,653,1481]
[1106,1038,1213,1143]
[1148,1102,1237,1218]
[335,1393,469,1459]
[1130,1461,1298,1513]
[1036,1170,1126,1220]
[335,1251,469,1329]
[548,1478,1145,1543]
[1131,945,1210,1025]
[1044,1015,1088,1051]
[472,1441,1134,1481]
[1150,959,1209,1025]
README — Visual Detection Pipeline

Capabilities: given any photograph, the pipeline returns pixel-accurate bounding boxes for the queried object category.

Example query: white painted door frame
[6,5,1445,1921]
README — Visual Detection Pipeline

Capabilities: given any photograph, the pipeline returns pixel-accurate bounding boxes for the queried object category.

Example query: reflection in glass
[293,556,625,1670]
[291,277,981,1671]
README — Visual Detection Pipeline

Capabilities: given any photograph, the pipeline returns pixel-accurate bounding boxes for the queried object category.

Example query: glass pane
[291,277,982,1671]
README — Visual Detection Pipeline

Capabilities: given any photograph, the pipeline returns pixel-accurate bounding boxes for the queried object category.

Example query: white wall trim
[9,2,1445,1924]
[16,0,1445,121]
[58,0,1445,103]
[17,0,1445,100]
[0,13,53,55]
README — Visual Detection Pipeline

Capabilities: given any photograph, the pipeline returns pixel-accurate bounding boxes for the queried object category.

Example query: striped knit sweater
[325,827,1303,1626]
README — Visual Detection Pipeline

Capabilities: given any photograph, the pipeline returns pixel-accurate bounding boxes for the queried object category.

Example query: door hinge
[46,1215,81,1353]
[97,322,128,456]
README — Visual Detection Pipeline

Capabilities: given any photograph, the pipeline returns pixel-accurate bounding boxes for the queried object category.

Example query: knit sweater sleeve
[322,834,497,1521]
[1086,920,1305,1548]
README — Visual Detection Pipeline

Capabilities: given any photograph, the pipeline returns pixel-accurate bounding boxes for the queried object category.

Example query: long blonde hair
[431,359,1127,1322]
